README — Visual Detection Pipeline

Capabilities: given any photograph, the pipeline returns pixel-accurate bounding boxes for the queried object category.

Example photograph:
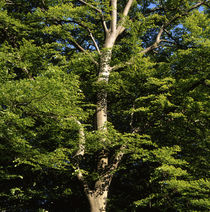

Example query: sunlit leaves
[0,0,209,211]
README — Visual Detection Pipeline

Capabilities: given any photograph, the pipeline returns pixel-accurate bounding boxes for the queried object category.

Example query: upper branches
[76,0,135,47]
[111,1,207,70]
[142,1,206,53]
[73,1,206,69]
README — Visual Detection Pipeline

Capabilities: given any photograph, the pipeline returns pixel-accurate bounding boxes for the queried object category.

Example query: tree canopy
[0,0,209,211]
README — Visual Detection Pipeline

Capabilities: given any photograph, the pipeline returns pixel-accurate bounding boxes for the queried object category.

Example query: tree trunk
[87,178,110,212]
[97,34,117,167]
[97,44,114,131]
[88,190,108,212]
[77,1,135,210]
[92,33,117,212]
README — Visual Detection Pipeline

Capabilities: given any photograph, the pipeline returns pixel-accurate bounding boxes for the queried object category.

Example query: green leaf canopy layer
[0,0,209,211]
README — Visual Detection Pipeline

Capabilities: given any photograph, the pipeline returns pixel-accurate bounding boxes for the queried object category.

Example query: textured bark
[87,173,113,212]
[88,186,108,212]
[96,34,117,171]
[97,48,112,131]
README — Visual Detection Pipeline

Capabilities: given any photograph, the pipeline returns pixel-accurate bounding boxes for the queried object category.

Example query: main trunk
[88,189,108,212]
[97,48,112,131]
[87,176,111,212]
[91,36,116,211]
[96,38,115,171]
[97,35,116,130]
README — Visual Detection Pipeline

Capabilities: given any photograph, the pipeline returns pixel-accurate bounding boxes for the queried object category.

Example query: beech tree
[0,0,209,211]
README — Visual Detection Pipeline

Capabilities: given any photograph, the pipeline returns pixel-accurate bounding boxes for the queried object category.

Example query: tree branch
[163,29,181,45]
[16,55,34,80]
[59,19,101,54]
[69,38,99,66]
[123,0,135,16]
[160,39,176,44]
[117,0,134,35]
[108,145,125,174]
[111,0,117,33]
[78,0,101,13]
[68,118,91,194]
[147,1,206,52]
[203,2,210,8]
[110,27,164,70]
[76,167,91,197]
[164,1,206,28]
[101,145,125,186]
[88,29,101,54]
[23,67,34,80]
[139,25,164,54]
[77,0,109,35]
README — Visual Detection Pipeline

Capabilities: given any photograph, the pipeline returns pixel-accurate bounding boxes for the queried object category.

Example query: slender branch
[59,19,101,54]
[163,29,180,45]
[16,55,34,80]
[23,67,34,80]
[139,25,164,54]
[77,0,109,35]
[88,29,101,54]
[78,0,101,13]
[203,2,210,8]
[145,7,163,14]
[129,104,135,130]
[160,39,176,44]
[5,0,16,4]
[69,38,99,66]
[188,1,208,12]
[40,0,48,11]
[164,1,206,28]
[111,25,164,71]
[110,60,132,71]
[102,18,109,35]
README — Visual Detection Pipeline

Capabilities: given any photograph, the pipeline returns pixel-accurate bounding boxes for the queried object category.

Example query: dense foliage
[0,0,209,211]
